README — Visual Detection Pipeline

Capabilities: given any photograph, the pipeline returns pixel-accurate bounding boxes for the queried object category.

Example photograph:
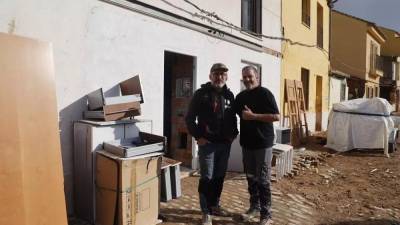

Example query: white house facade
[0,0,282,215]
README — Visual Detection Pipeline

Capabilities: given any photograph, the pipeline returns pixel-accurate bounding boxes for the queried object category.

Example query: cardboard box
[104,132,166,157]
[85,75,144,121]
[95,151,162,225]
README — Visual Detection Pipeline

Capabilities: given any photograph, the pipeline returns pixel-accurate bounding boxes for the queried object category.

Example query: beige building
[281,0,331,131]
[331,10,386,101]
[379,26,400,111]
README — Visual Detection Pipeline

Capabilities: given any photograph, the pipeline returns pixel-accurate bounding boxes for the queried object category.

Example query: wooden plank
[294,80,309,139]
[284,79,301,146]
[0,33,68,225]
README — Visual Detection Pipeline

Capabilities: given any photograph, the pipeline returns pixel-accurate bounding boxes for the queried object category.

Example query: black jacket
[185,82,238,143]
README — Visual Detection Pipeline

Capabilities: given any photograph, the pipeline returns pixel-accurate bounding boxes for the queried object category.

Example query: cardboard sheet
[0,33,68,225]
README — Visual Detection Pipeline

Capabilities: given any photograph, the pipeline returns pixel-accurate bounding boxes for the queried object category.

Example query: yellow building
[281,0,331,131]
[331,11,386,101]
[379,26,400,111]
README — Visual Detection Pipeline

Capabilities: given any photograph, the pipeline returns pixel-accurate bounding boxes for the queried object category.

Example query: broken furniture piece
[160,157,182,202]
[104,132,166,157]
[275,127,291,144]
[84,75,144,121]
[272,144,294,180]
[74,119,153,223]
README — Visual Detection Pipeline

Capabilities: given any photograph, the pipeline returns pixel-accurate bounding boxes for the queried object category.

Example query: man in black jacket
[234,66,280,225]
[185,63,238,225]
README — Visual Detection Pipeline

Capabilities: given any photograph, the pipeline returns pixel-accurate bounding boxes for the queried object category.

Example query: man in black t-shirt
[233,66,280,225]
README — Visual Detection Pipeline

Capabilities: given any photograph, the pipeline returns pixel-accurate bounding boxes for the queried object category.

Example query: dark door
[164,51,195,167]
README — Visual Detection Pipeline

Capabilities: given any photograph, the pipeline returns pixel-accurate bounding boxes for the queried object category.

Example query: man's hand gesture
[242,105,255,121]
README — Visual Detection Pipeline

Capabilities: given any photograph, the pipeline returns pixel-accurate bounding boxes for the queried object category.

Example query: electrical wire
[180,0,384,74]
[182,0,329,52]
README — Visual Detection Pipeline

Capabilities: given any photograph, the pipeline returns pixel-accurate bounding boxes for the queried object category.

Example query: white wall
[0,0,281,215]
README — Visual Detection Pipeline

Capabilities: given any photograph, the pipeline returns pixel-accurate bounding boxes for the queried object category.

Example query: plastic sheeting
[326,98,394,157]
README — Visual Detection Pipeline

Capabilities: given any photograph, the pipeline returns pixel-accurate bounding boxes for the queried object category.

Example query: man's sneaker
[259,217,273,225]
[210,206,230,217]
[202,214,212,225]
[240,207,260,221]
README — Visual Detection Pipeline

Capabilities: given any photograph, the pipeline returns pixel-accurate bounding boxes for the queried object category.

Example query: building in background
[281,0,331,132]
[378,26,400,111]
[0,0,282,216]
[331,10,386,101]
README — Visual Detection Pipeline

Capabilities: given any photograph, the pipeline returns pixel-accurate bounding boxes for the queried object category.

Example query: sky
[334,0,400,32]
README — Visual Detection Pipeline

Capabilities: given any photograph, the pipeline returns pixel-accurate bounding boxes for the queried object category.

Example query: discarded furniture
[96,150,162,225]
[74,119,153,223]
[272,144,294,180]
[84,76,144,121]
[275,127,291,144]
[104,132,165,157]
[326,98,395,157]
[161,157,182,202]
[0,33,68,225]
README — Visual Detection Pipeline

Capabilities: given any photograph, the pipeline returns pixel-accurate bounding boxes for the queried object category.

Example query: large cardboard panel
[0,33,67,225]
[96,152,161,225]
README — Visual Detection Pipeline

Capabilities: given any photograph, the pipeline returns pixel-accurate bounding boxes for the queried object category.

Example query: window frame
[302,0,311,28]
[241,0,262,35]
[301,68,310,110]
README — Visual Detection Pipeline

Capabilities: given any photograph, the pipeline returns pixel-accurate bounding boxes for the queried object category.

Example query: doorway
[315,75,323,131]
[164,51,195,167]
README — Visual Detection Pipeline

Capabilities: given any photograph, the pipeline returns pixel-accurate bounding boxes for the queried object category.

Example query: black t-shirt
[234,86,279,149]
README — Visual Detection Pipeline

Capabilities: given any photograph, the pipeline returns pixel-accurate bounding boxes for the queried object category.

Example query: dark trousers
[198,142,231,214]
[242,147,273,219]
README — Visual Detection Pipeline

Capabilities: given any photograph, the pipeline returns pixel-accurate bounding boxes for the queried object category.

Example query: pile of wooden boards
[282,79,309,146]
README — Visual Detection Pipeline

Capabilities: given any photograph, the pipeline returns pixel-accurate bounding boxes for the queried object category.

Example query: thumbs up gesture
[242,105,254,120]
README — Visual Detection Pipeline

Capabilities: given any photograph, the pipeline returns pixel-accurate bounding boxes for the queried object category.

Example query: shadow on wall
[58,83,124,215]
[321,219,400,225]
[59,96,87,215]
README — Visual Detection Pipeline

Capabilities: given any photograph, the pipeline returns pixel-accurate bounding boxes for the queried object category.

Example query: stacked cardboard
[84,76,144,121]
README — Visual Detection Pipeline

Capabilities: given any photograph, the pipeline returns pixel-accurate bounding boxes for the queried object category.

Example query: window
[370,42,378,73]
[241,0,262,34]
[317,3,323,48]
[302,0,311,27]
[301,68,310,110]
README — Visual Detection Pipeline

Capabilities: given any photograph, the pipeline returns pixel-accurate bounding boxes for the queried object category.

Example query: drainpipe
[328,0,339,107]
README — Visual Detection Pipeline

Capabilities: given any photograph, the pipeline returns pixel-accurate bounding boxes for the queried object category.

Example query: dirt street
[160,139,400,225]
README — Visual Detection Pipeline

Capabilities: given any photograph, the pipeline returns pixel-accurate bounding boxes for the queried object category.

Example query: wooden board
[0,33,68,225]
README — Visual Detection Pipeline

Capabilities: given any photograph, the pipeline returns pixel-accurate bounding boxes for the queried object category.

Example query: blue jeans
[242,147,273,219]
[198,142,231,214]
